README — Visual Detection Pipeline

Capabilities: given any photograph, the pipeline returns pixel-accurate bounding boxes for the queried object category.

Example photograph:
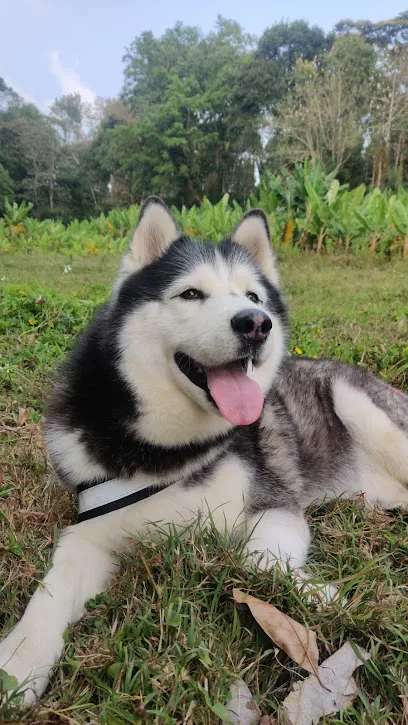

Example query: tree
[50,93,85,144]
[233,21,333,118]
[50,93,106,143]
[0,163,14,214]
[336,11,408,47]
[0,77,22,111]
[16,116,61,215]
[257,20,332,70]
[269,61,364,171]
[122,22,202,117]
[117,17,261,206]
[328,35,376,91]
[0,97,44,209]
[3,14,408,220]
[368,46,408,187]
[265,34,377,177]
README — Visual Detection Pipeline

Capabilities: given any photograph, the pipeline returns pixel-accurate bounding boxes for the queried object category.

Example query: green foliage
[118,17,262,207]
[335,11,408,47]
[328,34,377,89]
[0,164,14,214]
[2,163,408,257]
[3,198,33,226]
[172,195,246,242]
[257,20,333,70]
[1,14,408,222]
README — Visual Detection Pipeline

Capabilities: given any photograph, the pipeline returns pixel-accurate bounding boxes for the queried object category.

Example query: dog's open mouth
[174,353,264,426]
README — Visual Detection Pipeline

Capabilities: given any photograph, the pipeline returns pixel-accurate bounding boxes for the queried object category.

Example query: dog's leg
[246,509,310,569]
[0,522,118,704]
[333,379,408,509]
[245,508,340,605]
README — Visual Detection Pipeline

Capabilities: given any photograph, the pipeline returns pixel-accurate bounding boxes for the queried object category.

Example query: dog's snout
[231,309,272,342]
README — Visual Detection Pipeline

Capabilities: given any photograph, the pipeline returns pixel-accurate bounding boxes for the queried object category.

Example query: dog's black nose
[231,309,272,342]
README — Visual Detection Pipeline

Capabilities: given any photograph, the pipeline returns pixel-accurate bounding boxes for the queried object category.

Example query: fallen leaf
[259,717,276,725]
[27,333,39,343]
[279,642,370,725]
[18,408,28,426]
[233,589,319,675]
[225,679,261,725]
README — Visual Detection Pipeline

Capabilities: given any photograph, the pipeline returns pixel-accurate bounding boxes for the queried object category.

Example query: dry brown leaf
[279,642,370,725]
[18,408,28,426]
[225,679,261,725]
[233,589,319,675]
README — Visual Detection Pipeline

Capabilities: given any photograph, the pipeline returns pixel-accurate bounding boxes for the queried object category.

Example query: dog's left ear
[231,209,279,285]
[121,197,180,276]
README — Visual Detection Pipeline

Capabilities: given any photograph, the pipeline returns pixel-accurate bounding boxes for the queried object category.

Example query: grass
[0,250,408,723]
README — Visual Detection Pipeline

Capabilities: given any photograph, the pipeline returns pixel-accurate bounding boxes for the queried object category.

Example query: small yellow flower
[379,371,386,378]
[295,347,303,355]
[28,319,35,326]
[19,289,26,295]
[313,354,319,359]
[317,328,323,335]
[404,347,408,352]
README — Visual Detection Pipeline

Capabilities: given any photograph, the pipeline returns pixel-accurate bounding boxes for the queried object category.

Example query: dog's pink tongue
[207,364,264,425]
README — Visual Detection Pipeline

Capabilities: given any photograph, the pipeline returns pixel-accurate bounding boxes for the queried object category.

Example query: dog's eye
[247,291,260,304]
[179,288,205,301]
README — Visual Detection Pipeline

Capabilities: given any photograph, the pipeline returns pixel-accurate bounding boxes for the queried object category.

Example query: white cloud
[49,51,96,104]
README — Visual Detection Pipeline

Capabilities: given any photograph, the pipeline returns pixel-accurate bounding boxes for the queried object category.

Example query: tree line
[1,12,408,221]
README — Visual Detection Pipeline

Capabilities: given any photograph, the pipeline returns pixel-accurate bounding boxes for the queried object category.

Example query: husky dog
[1,197,408,704]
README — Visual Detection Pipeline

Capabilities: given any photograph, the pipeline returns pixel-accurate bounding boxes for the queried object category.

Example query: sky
[1,0,405,112]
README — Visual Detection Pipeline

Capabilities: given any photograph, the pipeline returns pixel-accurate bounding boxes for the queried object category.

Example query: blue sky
[1,0,405,111]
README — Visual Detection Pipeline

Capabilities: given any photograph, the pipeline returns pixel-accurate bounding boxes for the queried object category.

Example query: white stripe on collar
[78,477,157,518]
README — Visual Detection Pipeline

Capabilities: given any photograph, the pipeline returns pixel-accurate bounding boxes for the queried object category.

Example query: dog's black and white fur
[1,198,408,703]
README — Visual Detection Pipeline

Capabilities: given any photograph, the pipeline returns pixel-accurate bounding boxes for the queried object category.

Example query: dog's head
[113,197,288,443]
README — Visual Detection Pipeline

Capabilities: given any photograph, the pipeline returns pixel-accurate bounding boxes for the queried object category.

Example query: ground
[0,250,408,724]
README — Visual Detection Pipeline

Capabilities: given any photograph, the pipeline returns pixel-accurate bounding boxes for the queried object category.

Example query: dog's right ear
[121,197,180,277]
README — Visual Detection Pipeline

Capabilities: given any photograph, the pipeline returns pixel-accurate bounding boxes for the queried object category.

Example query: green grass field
[1,251,408,723]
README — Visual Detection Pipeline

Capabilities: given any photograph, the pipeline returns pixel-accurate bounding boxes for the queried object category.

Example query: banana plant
[354,188,388,254]
[388,193,408,257]
[3,198,33,226]
[2,164,408,258]
[2,198,33,241]
[300,177,344,252]
[333,185,366,252]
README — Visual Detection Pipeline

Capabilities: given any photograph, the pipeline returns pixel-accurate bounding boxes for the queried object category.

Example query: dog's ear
[121,197,180,276]
[231,209,279,285]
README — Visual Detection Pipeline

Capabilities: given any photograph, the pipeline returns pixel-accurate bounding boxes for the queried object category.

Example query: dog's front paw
[0,626,56,704]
